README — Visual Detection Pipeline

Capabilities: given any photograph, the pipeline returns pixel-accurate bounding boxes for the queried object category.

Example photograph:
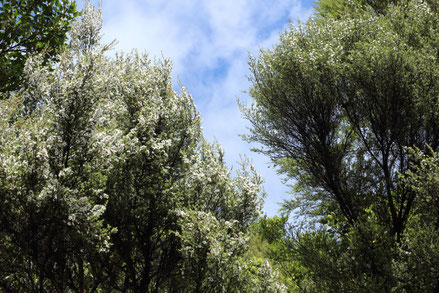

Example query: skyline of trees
[2,0,439,291]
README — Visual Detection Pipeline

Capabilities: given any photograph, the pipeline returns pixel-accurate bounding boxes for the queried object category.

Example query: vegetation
[0,3,285,292]
[3,0,439,291]
[0,0,79,97]
[243,0,439,291]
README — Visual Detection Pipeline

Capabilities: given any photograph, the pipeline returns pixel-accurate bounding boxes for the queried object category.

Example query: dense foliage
[0,0,79,96]
[244,0,439,291]
[0,4,285,292]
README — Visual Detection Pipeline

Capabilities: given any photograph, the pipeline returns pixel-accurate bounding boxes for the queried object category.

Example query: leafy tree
[0,0,79,96]
[313,0,398,17]
[249,216,305,290]
[254,215,287,245]
[313,0,352,18]
[0,3,284,292]
[393,146,439,292]
[243,0,439,291]
[176,210,286,293]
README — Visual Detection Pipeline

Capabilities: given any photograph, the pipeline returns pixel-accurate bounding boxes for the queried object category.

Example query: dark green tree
[392,146,439,292]
[243,0,439,291]
[0,0,79,96]
[313,0,398,17]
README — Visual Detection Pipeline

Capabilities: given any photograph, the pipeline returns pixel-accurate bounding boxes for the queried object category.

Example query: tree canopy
[0,3,286,292]
[243,0,439,291]
[0,0,79,96]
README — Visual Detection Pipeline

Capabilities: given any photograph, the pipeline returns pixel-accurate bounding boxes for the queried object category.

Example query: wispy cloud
[84,0,314,216]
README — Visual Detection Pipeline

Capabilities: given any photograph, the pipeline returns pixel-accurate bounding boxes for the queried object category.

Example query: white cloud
[99,0,312,75]
[84,0,313,216]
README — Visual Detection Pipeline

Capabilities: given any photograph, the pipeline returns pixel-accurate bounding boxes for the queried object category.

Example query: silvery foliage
[0,3,117,290]
[181,140,264,227]
[176,209,287,293]
[0,2,282,291]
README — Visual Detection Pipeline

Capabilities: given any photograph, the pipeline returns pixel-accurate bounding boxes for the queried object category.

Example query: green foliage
[313,0,352,18]
[314,0,399,17]
[256,215,287,244]
[392,146,439,292]
[176,210,285,292]
[243,0,439,291]
[250,216,305,291]
[0,0,79,96]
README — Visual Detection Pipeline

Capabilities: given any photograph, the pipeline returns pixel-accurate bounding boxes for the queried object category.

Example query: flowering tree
[0,3,284,292]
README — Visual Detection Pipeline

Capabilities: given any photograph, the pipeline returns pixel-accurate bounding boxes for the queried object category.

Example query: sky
[79,0,315,217]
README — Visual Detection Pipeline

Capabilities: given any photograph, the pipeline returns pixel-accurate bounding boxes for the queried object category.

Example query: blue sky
[80,0,315,216]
